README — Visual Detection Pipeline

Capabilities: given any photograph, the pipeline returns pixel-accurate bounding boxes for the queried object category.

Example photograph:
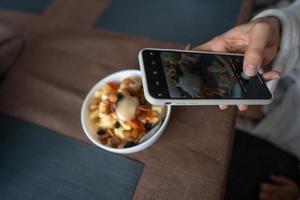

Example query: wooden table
[0,0,252,199]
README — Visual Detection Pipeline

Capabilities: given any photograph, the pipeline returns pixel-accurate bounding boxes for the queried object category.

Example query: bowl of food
[81,69,171,154]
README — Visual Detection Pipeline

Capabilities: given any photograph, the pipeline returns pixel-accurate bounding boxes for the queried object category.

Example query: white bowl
[81,69,171,154]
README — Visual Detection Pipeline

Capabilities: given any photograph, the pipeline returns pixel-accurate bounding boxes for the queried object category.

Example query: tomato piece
[146,112,154,120]
[128,119,140,130]
[128,119,146,132]
[138,122,146,132]
[107,82,119,91]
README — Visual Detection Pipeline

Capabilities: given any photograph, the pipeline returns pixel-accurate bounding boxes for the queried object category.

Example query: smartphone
[138,48,272,105]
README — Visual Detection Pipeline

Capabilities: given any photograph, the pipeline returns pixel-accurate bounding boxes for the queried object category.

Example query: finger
[185,43,191,50]
[194,36,228,52]
[194,41,213,51]
[260,183,280,193]
[238,105,248,111]
[219,105,229,110]
[262,45,279,66]
[226,43,248,53]
[222,36,249,53]
[262,70,281,81]
[271,175,295,185]
[243,23,272,77]
[259,192,273,200]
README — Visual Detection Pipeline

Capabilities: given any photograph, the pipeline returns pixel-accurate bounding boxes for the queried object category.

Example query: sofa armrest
[0,24,25,82]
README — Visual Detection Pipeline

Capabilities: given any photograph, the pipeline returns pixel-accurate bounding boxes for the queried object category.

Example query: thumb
[193,36,228,52]
[271,175,295,185]
[243,23,270,77]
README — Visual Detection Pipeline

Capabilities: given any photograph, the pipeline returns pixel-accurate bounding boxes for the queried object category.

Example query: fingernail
[245,64,257,77]
[239,105,248,111]
[274,74,281,79]
[219,105,227,110]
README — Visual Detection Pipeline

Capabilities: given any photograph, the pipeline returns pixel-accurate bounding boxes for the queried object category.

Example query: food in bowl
[89,76,164,148]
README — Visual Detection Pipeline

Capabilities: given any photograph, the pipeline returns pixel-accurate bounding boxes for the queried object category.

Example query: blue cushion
[0,0,52,13]
[94,0,241,45]
[0,113,144,200]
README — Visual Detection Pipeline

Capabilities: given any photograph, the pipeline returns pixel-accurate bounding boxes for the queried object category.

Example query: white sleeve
[252,0,300,93]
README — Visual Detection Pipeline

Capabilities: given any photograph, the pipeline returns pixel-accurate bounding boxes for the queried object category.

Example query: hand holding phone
[193,17,281,110]
[139,48,273,106]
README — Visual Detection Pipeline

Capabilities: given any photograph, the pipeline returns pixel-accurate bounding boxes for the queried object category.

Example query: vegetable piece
[127,119,140,130]
[97,129,106,135]
[119,121,132,130]
[107,82,119,92]
[111,136,121,147]
[122,89,131,97]
[89,103,98,111]
[152,105,163,114]
[114,127,126,139]
[114,121,120,128]
[131,129,139,138]
[128,119,146,132]
[107,129,115,137]
[121,77,142,92]
[117,93,124,101]
[89,110,99,120]
[108,93,117,103]
[99,114,115,129]
[138,105,151,112]
[98,133,109,140]
[99,100,111,114]
[124,141,136,148]
[145,123,153,130]
[94,90,102,98]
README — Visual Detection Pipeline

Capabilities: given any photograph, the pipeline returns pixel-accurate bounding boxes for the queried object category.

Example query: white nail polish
[245,64,257,77]
[258,68,264,74]
[219,105,226,110]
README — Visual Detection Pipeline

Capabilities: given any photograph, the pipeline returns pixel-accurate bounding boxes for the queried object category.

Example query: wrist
[253,16,281,53]
[266,17,282,38]
[267,17,282,54]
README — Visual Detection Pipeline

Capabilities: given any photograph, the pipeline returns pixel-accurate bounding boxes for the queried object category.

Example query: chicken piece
[99,100,111,114]
[114,127,126,139]
[89,110,100,120]
[93,89,102,99]
[119,120,132,130]
[151,106,163,115]
[100,83,118,101]
[99,114,115,129]
[119,77,142,93]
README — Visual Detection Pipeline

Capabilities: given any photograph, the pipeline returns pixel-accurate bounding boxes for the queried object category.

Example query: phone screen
[142,49,272,100]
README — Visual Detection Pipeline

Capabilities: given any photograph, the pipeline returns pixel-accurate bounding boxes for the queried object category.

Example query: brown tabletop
[0,0,250,199]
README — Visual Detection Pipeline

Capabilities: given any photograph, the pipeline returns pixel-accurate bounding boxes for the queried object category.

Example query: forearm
[254,1,300,50]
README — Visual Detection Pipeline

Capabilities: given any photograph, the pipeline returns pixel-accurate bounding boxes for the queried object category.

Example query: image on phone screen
[141,49,271,100]
[160,52,244,98]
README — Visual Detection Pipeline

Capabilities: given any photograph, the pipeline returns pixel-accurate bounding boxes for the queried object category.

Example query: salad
[89,76,164,148]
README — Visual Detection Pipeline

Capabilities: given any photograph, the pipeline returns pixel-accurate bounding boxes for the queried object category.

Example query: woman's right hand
[194,17,282,111]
